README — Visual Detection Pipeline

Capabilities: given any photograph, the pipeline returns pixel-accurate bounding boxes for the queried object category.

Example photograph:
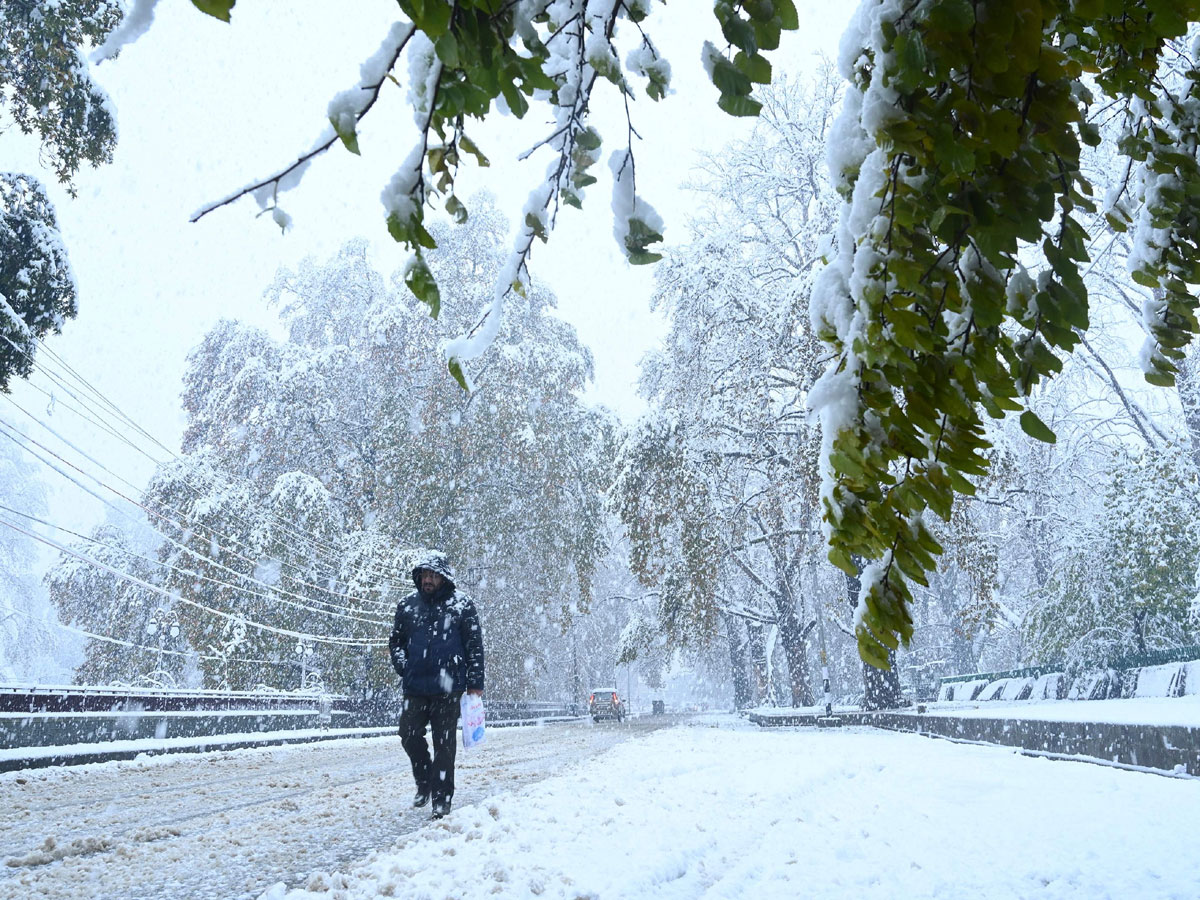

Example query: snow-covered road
[4,715,1198,899]
[0,719,671,900]
[267,716,1199,900]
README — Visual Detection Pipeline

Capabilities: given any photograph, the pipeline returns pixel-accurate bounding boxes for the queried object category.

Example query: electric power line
[0,516,384,648]
[2,604,300,672]
[0,502,388,628]
[0,421,393,624]
[7,334,410,592]
[24,338,412,590]
[3,395,396,613]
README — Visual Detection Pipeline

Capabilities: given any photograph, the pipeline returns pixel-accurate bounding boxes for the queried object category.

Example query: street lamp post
[144,609,180,687]
[295,638,315,690]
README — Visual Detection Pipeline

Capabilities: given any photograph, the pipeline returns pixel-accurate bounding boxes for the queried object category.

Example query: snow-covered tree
[615,74,840,708]
[45,523,175,686]
[137,203,613,696]
[1,0,120,184]
[58,0,1200,672]
[0,427,78,681]
[0,0,122,388]
[1023,447,1200,671]
[0,174,78,392]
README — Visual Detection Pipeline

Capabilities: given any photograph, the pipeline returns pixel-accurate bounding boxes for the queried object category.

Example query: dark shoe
[412,791,430,809]
[431,800,451,819]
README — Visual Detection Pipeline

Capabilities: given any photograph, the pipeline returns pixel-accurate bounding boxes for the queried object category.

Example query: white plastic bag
[461,692,486,749]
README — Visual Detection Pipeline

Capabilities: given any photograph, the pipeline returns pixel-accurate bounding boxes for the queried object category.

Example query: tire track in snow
[0,718,670,900]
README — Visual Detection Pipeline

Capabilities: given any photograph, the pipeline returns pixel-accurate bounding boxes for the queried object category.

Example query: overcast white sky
[1,1,853,536]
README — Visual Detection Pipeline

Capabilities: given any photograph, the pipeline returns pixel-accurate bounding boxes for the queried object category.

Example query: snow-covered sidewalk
[266,715,1200,900]
[0,721,665,900]
[0,725,395,770]
[924,694,1200,727]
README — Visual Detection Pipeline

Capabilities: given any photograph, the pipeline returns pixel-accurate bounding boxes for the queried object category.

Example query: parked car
[588,687,625,722]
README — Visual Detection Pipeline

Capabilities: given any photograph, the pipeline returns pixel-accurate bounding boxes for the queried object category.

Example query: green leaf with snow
[330,118,360,156]
[388,211,438,251]
[191,0,236,22]
[1020,411,1056,444]
[718,93,763,118]
[459,135,490,167]
[447,357,469,391]
[624,217,664,264]
[525,212,548,242]
[576,128,602,152]
[774,0,799,31]
[405,251,441,318]
[445,195,468,224]
[734,51,772,85]
[710,57,753,98]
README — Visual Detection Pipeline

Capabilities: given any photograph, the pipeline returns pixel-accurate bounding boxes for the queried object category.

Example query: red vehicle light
[589,693,595,703]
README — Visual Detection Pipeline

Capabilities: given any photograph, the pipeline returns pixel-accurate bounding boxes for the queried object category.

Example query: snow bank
[1185,661,1200,695]
[925,694,1200,727]
[0,725,392,769]
[940,660,1198,707]
[262,716,1200,900]
[938,678,988,702]
[1132,664,1183,698]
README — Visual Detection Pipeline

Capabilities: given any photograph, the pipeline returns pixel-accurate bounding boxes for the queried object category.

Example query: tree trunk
[1132,607,1148,656]
[860,657,904,710]
[1176,346,1200,470]
[746,623,769,705]
[777,608,815,707]
[936,565,979,674]
[844,562,906,710]
[722,613,753,709]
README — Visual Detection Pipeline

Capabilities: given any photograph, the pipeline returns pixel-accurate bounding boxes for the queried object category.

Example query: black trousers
[399,694,460,803]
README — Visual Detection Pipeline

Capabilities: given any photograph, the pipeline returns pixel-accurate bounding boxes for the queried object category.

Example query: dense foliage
[0,175,78,391]
[0,0,122,390]
[812,1,1200,666]
[174,1,1200,669]
[123,204,613,695]
[0,0,120,185]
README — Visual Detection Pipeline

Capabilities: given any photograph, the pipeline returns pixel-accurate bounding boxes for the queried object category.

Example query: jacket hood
[411,550,456,589]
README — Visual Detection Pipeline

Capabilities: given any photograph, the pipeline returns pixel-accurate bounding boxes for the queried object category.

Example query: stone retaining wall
[749,710,1200,776]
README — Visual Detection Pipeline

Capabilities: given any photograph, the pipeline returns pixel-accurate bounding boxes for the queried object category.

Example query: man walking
[388,550,485,819]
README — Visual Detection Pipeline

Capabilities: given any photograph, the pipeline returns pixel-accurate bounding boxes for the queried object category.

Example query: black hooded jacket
[388,551,485,696]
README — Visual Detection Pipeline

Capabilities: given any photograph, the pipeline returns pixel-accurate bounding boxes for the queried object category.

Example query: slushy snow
[261,716,1199,900]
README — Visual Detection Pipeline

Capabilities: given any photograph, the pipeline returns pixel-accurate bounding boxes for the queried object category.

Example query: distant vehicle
[588,687,625,722]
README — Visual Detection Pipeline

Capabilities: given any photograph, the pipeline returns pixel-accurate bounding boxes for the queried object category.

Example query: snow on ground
[751,696,1200,728]
[924,695,1200,727]
[0,720,669,900]
[265,715,1200,900]
[0,725,394,765]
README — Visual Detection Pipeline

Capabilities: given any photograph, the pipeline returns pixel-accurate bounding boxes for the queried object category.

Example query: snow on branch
[190,21,416,229]
[91,0,163,64]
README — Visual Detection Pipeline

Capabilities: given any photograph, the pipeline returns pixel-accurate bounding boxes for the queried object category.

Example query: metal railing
[937,645,1200,690]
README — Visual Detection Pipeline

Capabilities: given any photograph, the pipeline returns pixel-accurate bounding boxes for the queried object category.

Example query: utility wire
[25,338,411,589]
[0,423,391,627]
[0,517,384,648]
[4,394,395,612]
[0,502,388,628]
[9,334,409,591]
[17,363,403,592]
[1,605,298,671]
